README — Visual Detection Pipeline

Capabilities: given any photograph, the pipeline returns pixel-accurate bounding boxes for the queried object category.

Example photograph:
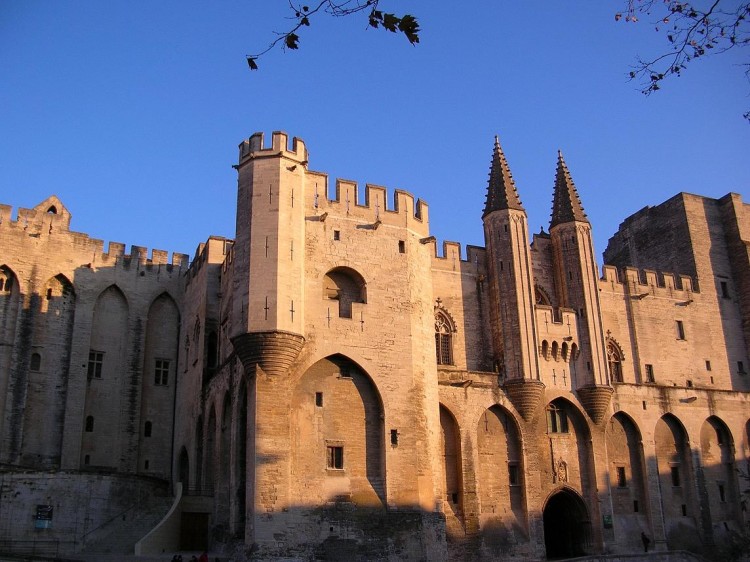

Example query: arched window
[541,340,549,360]
[607,340,624,383]
[323,267,366,319]
[30,353,41,371]
[551,341,559,361]
[144,421,152,437]
[546,402,569,434]
[85,416,94,432]
[0,267,15,293]
[535,286,551,306]
[435,312,454,366]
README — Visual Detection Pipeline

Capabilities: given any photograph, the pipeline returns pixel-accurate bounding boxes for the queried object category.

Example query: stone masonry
[0,131,749,560]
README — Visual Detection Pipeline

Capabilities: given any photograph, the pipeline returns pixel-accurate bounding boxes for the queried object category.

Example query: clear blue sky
[1,1,748,264]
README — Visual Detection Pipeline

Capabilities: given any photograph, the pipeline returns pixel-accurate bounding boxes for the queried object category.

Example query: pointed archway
[543,488,590,559]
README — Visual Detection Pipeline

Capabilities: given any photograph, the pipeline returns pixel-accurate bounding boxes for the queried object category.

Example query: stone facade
[0,131,748,560]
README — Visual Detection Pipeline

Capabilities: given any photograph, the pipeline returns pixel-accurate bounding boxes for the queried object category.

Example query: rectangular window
[671,466,681,487]
[390,429,399,446]
[718,483,726,502]
[681,504,687,516]
[508,463,519,486]
[739,361,747,375]
[676,320,686,340]
[398,240,405,253]
[546,406,568,434]
[315,392,323,407]
[645,364,655,383]
[326,446,343,470]
[616,466,627,488]
[633,500,639,513]
[88,351,104,379]
[333,230,340,241]
[706,360,712,371]
[720,281,729,298]
[154,359,170,385]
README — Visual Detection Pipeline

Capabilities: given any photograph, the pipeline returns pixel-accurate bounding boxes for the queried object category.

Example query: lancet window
[607,340,624,383]
[435,312,454,366]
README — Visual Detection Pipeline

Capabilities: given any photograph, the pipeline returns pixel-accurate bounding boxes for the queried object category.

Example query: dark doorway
[543,490,590,559]
[180,512,209,551]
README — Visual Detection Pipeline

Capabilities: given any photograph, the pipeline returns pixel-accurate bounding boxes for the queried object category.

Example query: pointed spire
[483,136,525,217]
[550,150,588,228]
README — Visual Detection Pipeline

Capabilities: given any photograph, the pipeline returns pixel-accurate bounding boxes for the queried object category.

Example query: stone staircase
[79,494,175,555]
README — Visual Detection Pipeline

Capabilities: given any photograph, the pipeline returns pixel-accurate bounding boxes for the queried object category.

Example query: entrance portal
[543,489,590,559]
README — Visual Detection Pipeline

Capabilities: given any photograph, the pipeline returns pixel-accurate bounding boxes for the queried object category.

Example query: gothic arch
[654,414,700,551]
[700,416,742,532]
[605,412,650,549]
[20,273,76,467]
[535,285,552,306]
[290,354,385,507]
[0,264,19,294]
[82,286,128,468]
[435,309,456,366]
[542,487,591,558]
[476,404,527,539]
[439,404,464,534]
[140,292,180,477]
[541,398,595,513]
[606,338,625,383]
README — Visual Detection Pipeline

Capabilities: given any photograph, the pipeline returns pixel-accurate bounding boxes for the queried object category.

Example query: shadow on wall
[0,260,181,476]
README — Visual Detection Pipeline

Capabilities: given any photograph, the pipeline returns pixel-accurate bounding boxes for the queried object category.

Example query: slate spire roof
[483,136,525,217]
[550,150,588,227]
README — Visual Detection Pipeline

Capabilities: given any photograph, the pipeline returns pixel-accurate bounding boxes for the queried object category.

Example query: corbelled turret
[482,137,543,420]
[548,150,611,422]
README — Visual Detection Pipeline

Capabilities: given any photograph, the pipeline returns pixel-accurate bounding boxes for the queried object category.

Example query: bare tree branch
[247,0,419,69]
[617,0,750,119]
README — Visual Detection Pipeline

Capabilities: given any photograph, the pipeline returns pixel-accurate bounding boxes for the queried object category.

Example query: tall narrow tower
[230,131,307,377]
[549,151,612,422]
[483,137,543,421]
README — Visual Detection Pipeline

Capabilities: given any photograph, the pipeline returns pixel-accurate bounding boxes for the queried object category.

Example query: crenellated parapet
[600,265,698,298]
[427,240,488,272]
[0,198,189,269]
[238,130,308,166]
[310,176,430,235]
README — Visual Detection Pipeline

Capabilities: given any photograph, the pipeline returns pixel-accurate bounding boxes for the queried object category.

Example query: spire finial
[483,136,525,217]
[550,150,588,227]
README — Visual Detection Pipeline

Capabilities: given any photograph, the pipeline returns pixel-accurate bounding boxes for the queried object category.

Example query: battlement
[238,131,308,165]
[427,239,487,270]
[0,198,188,269]
[309,173,430,235]
[95,242,189,268]
[0,196,72,232]
[599,265,698,296]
